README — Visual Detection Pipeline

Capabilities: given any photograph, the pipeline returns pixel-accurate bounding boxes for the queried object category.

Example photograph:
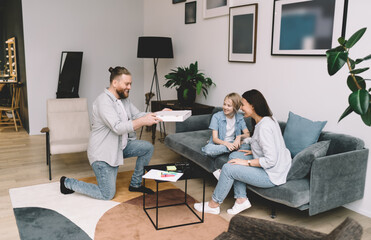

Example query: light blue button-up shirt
[87,89,146,167]
[208,111,247,143]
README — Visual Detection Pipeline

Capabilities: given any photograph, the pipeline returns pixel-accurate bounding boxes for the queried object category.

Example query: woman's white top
[250,116,292,185]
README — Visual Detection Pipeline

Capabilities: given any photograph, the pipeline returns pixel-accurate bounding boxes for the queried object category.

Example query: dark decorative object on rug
[185,1,197,24]
[326,27,371,126]
[164,61,215,106]
[271,0,348,56]
[215,215,363,240]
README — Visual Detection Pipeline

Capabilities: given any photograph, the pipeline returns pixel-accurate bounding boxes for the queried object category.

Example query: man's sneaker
[60,176,74,194]
[227,199,251,215]
[129,185,154,194]
[194,202,220,215]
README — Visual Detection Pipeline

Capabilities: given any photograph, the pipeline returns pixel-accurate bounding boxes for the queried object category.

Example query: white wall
[143,0,371,217]
[22,0,144,135]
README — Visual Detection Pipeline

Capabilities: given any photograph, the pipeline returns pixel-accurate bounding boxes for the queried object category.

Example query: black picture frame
[228,4,258,63]
[173,0,186,3]
[185,2,197,24]
[271,0,348,56]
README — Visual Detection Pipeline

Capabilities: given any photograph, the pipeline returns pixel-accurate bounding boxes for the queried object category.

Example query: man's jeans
[65,139,153,200]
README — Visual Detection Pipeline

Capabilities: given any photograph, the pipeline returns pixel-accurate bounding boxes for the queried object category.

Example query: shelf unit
[4,37,17,82]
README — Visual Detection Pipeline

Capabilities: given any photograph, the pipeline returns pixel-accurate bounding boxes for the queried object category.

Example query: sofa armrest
[309,148,369,216]
[175,114,211,133]
[220,215,325,240]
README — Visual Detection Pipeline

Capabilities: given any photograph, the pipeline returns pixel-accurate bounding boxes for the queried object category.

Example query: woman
[194,89,291,215]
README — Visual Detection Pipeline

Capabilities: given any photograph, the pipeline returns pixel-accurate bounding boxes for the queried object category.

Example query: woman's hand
[228,158,248,166]
[238,149,252,156]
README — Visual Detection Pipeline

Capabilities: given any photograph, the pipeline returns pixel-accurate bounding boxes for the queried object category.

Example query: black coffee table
[143,163,206,230]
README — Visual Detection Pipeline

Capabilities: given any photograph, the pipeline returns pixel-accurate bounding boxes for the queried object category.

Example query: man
[60,66,161,200]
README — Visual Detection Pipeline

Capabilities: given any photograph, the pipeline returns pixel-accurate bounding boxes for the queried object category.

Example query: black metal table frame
[143,169,205,230]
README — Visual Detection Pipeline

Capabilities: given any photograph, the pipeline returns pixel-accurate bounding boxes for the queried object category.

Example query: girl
[202,92,250,157]
[194,89,292,215]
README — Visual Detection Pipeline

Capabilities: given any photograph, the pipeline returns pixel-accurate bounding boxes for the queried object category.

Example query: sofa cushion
[248,179,310,208]
[283,112,327,157]
[287,140,331,180]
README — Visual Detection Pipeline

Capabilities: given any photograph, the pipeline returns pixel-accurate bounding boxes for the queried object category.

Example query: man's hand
[133,113,161,130]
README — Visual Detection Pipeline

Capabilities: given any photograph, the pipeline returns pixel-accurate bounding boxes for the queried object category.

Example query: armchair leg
[45,131,52,180]
[48,154,52,181]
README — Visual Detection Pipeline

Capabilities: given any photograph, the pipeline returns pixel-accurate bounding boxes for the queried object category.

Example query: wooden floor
[1,127,371,239]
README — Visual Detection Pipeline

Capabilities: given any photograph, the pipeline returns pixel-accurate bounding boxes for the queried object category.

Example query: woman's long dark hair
[242,89,273,134]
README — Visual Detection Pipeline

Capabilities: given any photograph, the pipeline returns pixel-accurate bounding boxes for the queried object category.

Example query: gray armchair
[41,98,91,180]
[215,215,363,240]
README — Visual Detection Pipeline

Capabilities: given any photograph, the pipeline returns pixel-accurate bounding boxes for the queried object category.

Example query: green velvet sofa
[164,108,369,216]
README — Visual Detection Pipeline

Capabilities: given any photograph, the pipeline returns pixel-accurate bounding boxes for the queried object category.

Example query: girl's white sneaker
[194,202,220,214]
[213,169,221,180]
[227,199,252,215]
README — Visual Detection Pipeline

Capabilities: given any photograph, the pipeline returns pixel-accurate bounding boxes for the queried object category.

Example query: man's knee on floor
[101,189,116,200]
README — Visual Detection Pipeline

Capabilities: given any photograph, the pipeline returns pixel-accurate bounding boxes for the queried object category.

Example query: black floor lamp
[137,36,173,141]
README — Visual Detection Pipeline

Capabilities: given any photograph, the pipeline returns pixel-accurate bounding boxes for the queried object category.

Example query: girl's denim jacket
[208,111,247,144]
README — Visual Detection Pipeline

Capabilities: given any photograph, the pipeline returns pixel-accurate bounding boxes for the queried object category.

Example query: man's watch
[247,160,251,166]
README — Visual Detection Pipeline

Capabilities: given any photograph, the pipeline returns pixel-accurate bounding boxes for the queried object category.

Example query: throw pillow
[287,140,330,180]
[283,111,327,157]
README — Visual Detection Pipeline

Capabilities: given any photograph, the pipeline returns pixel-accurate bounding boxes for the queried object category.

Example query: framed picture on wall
[173,0,186,4]
[203,0,230,19]
[271,0,349,56]
[185,2,197,24]
[228,4,258,63]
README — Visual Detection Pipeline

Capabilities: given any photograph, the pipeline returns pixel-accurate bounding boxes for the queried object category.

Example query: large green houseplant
[326,27,371,126]
[164,61,215,106]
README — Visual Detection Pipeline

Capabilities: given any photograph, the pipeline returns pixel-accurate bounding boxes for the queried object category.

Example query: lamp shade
[137,37,173,58]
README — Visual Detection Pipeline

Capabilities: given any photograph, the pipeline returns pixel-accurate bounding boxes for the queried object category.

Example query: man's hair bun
[108,67,114,73]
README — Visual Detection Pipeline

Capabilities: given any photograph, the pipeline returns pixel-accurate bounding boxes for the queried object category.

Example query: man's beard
[116,89,129,99]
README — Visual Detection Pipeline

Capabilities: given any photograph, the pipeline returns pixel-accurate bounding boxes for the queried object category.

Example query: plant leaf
[355,58,364,64]
[348,89,370,115]
[338,105,353,123]
[347,75,366,91]
[350,67,369,74]
[338,37,346,45]
[361,103,371,126]
[349,58,356,70]
[196,81,202,95]
[326,49,348,76]
[364,54,371,60]
[183,88,189,100]
[345,28,367,49]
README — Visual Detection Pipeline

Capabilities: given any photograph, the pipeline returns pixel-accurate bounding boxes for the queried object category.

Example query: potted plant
[326,27,371,126]
[164,61,215,106]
